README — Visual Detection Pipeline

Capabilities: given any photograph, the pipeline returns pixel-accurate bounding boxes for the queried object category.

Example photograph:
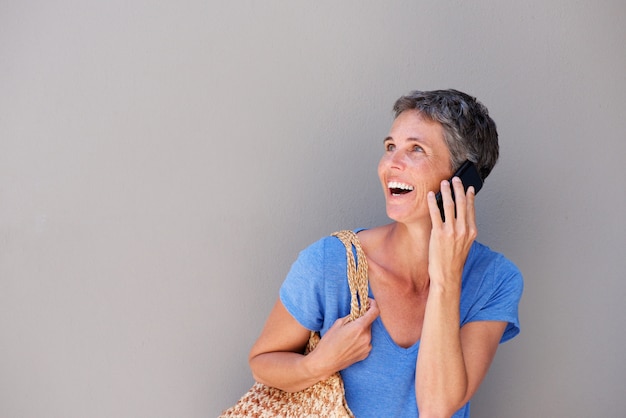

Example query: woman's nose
[389,150,407,168]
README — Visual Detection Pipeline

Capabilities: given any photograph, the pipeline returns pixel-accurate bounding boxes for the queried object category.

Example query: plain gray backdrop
[1,1,625,417]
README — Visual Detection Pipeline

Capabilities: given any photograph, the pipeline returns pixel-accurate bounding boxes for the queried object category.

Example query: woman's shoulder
[293,230,363,267]
[308,228,371,250]
[469,241,520,269]
[466,241,523,288]
[352,225,390,252]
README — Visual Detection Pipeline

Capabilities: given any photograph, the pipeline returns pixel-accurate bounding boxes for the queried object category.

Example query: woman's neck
[361,221,433,290]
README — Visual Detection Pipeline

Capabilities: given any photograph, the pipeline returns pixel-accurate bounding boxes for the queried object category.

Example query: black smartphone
[435,160,483,221]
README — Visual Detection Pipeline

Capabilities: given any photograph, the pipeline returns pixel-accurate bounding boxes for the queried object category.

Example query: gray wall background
[2,1,625,417]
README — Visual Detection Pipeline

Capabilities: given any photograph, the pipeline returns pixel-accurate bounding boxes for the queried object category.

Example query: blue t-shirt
[280,232,523,418]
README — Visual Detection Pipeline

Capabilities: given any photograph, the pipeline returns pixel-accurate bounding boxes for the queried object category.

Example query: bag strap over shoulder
[331,230,370,321]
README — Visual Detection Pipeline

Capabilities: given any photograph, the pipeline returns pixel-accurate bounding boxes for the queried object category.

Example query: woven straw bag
[219,230,369,418]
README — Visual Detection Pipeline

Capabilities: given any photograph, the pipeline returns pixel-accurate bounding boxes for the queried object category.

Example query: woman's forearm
[415,286,468,417]
[249,349,331,393]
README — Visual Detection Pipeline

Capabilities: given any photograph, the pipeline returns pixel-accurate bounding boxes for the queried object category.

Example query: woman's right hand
[249,298,379,392]
[304,298,379,380]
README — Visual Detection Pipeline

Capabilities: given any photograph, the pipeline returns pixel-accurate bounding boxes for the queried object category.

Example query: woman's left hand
[426,176,478,290]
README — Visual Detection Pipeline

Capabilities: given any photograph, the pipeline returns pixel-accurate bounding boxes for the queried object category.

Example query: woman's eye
[385,143,395,151]
[412,145,424,152]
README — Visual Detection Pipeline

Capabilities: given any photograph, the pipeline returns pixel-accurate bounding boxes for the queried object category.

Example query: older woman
[248,89,523,417]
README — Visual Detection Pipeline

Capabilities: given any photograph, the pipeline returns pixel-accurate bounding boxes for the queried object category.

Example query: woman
[248,89,523,417]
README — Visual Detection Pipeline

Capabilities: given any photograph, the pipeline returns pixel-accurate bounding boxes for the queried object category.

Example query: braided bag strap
[305,230,369,354]
[331,230,370,321]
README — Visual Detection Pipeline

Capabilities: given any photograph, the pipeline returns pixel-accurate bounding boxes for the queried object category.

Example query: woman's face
[378,110,453,224]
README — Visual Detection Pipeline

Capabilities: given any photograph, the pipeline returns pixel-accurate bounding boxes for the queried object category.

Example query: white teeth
[388,181,414,191]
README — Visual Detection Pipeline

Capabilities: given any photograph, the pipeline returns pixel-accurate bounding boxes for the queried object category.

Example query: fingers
[442,179,457,222]
[336,298,379,327]
[452,177,477,240]
[349,299,377,361]
[427,190,443,226]
[451,177,467,224]
[433,177,476,226]
[466,186,478,239]
[322,299,377,368]
[357,298,379,326]
[429,179,458,224]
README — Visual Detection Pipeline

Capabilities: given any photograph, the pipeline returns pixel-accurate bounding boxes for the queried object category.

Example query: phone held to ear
[435,160,483,221]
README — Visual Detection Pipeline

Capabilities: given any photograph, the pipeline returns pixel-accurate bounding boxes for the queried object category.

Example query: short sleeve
[460,244,524,344]
[279,235,353,334]
[279,239,327,331]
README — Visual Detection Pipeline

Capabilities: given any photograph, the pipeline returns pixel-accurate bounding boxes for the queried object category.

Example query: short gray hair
[393,89,499,180]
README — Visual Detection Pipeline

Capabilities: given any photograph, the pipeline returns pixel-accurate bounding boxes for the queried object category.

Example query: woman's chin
[386,208,424,224]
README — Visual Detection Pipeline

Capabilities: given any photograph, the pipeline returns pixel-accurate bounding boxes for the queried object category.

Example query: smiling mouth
[388,181,414,196]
